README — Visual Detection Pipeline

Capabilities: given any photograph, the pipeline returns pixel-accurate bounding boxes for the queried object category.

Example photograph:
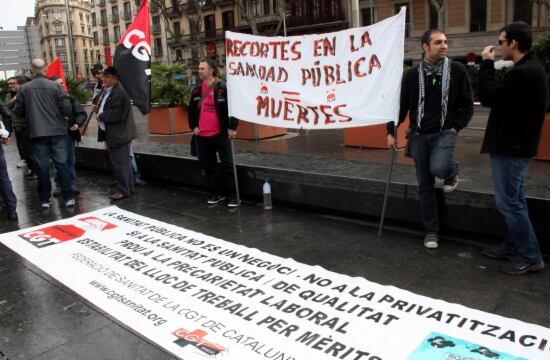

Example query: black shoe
[207,195,226,205]
[7,211,17,220]
[227,198,240,208]
[502,260,545,275]
[482,245,513,260]
[134,178,147,186]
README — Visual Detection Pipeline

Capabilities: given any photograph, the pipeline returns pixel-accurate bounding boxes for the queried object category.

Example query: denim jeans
[409,130,459,233]
[54,136,76,190]
[0,145,17,211]
[31,135,73,202]
[490,154,542,263]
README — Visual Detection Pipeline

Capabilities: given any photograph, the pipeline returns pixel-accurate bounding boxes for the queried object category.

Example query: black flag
[114,0,151,114]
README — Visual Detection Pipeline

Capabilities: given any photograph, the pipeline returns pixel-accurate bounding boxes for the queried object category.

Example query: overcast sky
[0,0,36,30]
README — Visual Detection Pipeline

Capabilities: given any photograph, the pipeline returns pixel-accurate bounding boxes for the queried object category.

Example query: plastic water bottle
[263,179,272,210]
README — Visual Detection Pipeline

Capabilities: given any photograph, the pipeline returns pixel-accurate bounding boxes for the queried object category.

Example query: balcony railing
[286,8,345,28]
[110,12,120,23]
[97,0,106,6]
[152,48,163,56]
[212,0,233,6]
[101,37,110,44]
[99,17,108,26]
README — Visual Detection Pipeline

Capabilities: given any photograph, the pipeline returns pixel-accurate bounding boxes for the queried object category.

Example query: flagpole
[377,126,397,239]
[230,138,240,206]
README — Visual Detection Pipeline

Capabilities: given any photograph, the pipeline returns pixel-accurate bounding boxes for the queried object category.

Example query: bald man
[14,58,75,209]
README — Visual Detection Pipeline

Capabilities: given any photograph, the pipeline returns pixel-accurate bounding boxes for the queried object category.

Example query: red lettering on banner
[349,31,373,52]
[369,54,382,74]
[226,38,302,60]
[313,37,336,57]
[255,96,353,126]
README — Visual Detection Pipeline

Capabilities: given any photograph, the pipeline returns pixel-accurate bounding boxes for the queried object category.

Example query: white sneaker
[443,175,459,193]
[40,201,51,209]
[424,233,439,249]
[65,199,76,208]
[16,160,27,168]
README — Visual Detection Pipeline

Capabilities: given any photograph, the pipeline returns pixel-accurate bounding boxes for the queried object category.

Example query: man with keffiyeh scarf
[387,29,474,249]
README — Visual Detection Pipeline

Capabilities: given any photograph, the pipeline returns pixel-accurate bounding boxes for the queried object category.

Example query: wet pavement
[0,124,549,359]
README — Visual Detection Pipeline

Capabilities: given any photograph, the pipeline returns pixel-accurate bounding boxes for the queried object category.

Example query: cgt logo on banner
[172,328,227,356]
[18,217,117,249]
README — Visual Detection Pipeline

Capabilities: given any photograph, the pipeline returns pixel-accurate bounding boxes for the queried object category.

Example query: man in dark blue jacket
[479,21,548,275]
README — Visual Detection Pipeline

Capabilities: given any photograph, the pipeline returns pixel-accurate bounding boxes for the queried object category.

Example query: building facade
[89,0,169,68]
[0,19,42,78]
[356,0,550,63]
[35,0,94,79]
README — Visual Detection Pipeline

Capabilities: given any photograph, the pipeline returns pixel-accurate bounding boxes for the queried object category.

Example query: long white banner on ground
[1,206,548,359]
[225,9,405,130]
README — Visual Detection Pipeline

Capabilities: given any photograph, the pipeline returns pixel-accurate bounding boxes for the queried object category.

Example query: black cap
[103,66,118,77]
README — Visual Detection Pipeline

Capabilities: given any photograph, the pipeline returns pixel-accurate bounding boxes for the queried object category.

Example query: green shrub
[151,63,190,108]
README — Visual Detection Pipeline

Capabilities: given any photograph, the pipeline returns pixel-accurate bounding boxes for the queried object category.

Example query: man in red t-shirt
[188,59,239,207]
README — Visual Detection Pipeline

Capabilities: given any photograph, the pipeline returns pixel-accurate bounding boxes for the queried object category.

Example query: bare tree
[430,0,447,31]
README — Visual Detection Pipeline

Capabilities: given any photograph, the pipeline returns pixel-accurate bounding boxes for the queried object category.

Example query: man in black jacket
[479,22,547,275]
[91,66,137,200]
[188,59,239,207]
[387,29,474,249]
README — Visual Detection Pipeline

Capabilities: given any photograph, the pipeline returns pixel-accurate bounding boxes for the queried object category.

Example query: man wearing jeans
[14,59,74,209]
[479,22,547,275]
[387,29,474,249]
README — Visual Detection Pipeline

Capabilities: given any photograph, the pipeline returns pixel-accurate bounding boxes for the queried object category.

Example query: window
[514,0,532,24]
[429,1,438,29]
[154,37,162,56]
[81,25,85,33]
[123,2,131,17]
[58,52,67,61]
[361,7,374,26]
[470,0,486,32]
[204,14,215,38]
[102,29,109,43]
[222,11,234,29]
[114,25,121,41]
[100,9,107,24]
[176,49,182,61]
[173,22,181,36]
[112,6,119,21]
[55,23,63,33]
[92,13,97,27]
[55,38,65,47]
[53,11,62,20]
[93,32,99,45]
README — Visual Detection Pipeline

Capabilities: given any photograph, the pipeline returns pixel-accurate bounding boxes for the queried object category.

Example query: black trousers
[196,133,235,198]
[108,142,134,196]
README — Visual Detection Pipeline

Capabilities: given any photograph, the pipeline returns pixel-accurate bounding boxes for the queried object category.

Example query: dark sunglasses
[498,39,509,46]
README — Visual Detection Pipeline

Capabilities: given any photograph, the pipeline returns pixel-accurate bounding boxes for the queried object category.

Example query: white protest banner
[1,206,549,359]
[225,8,405,130]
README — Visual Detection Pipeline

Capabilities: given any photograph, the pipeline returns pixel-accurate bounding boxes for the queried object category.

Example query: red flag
[114,0,151,114]
[46,57,68,92]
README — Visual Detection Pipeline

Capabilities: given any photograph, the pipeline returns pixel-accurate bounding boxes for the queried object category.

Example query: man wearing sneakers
[387,29,474,249]
[479,22,547,275]
[188,59,239,208]
[14,59,75,209]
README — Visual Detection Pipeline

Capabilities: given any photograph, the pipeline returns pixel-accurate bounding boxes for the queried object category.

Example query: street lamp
[64,0,77,78]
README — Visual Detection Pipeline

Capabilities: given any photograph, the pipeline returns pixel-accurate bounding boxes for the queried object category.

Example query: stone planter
[344,115,410,149]
[235,121,287,140]
[148,106,191,135]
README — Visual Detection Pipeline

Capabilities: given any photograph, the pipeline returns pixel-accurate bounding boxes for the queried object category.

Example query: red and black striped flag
[114,0,151,114]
